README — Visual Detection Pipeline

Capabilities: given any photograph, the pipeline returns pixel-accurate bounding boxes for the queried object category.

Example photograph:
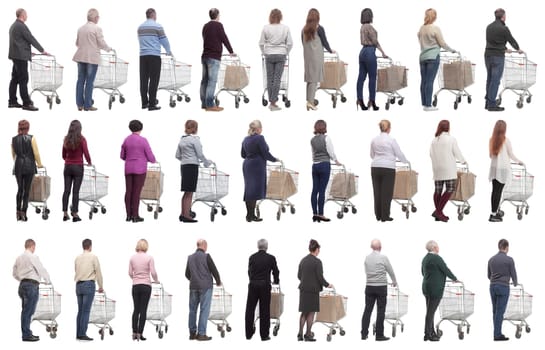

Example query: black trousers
[491,179,505,213]
[62,164,84,212]
[132,284,152,334]
[245,281,271,339]
[361,285,387,337]
[424,296,441,337]
[371,167,396,221]
[139,55,161,106]
[15,173,34,212]
[9,59,31,105]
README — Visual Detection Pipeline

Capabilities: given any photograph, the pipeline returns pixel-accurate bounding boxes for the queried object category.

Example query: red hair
[434,120,450,137]
[490,120,507,156]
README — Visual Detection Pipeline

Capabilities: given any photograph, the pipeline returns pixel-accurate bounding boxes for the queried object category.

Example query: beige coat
[73,21,110,65]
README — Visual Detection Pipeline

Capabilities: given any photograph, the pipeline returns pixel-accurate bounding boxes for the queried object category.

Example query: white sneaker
[423,106,438,111]
[269,104,281,111]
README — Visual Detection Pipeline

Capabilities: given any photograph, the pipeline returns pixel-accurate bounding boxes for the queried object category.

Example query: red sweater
[62,136,91,165]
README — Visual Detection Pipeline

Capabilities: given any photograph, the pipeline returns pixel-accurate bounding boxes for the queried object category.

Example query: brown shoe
[189,332,197,340]
[84,106,98,111]
[196,334,212,341]
[205,106,224,112]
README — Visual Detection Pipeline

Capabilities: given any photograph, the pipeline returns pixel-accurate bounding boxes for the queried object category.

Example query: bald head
[197,239,208,251]
[370,239,382,251]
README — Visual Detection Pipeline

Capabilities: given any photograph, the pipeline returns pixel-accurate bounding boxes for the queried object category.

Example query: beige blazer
[73,21,110,65]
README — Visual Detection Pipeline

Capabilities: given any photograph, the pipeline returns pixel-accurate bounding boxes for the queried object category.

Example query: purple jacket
[120,133,156,174]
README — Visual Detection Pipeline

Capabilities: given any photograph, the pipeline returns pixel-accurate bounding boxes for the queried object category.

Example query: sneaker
[269,104,281,111]
[423,106,438,111]
[489,214,503,222]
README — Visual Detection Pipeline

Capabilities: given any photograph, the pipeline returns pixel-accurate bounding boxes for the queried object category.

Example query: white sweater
[489,138,521,184]
[430,132,466,181]
[259,24,293,55]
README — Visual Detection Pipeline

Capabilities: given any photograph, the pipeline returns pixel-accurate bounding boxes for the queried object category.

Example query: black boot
[368,100,379,111]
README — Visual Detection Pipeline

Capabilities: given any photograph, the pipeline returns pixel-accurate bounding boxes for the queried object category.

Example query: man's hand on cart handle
[335,160,341,166]
[391,282,397,287]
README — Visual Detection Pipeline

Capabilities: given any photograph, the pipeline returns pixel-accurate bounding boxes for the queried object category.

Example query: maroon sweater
[202,20,233,60]
[62,136,91,165]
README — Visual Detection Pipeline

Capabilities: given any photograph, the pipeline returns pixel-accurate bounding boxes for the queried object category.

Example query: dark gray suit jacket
[9,19,43,61]
[298,254,329,293]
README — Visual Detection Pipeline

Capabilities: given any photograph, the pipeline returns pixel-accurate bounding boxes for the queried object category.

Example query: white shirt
[13,250,51,284]
[370,132,408,169]
[489,138,521,184]
[430,132,465,180]
[259,24,293,55]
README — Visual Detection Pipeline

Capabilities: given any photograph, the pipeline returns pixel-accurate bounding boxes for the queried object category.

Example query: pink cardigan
[129,252,158,285]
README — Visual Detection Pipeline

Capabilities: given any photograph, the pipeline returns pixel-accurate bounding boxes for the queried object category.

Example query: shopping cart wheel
[50,332,57,339]
[467,96,472,104]
[276,210,281,221]
[256,207,261,218]
[158,206,163,213]
[436,329,443,338]
[496,97,502,106]
[45,208,50,214]
[108,99,113,110]
[99,329,104,340]
[339,329,345,336]
[213,208,218,215]
[36,208,41,214]
[285,100,291,108]
[89,211,93,220]
[244,97,250,104]
[226,325,232,332]
[109,329,114,336]
[326,334,332,342]
[458,332,464,340]
[401,205,407,212]
[516,100,523,109]
[281,206,286,213]
[177,95,183,102]
[47,96,53,109]
[454,101,458,110]
[406,210,410,219]
[432,96,438,107]
[337,211,343,219]
[235,100,240,108]
[526,326,531,333]
[290,206,296,214]
[343,206,349,213]
[515,326,522,339]
[119,96,125,104]
[273,328,278,336]
[42,212,49,220]
[392,326,396,338]
[215,98,220,106]
[385,102,390,110]
[332,330,337,336]
[158,330,164,339]
[220,330,226,338]
[147,205,153,212]
[262,98,268,107]
[463,208,470,215]
[456,96,462,103]
[332,96,337,109]
[154,212,159,220]
[190,210,196,218]
[314,99,319,106]
[170,101,176,108]
[517,213,523,220]
[466,325,470,334]
[398,98,404,106]
[340,95,347,103]
[210,209,215,222]
[221,208,227,216]
[526,96,532,104]
[525,207,529,215]
[497,209,504,218]
[185,96,191,103]
[411,206,417,213]
[93,207,98,213]
[458,213,464,221]
[101,207,107,214]
[165,325,169,333]
[156,325,159,332]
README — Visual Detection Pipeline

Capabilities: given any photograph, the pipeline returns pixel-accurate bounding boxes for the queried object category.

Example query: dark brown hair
[435,120,450,137]
[314,120,327,134]
[303,8,320,42]
[185,120,198,134]
[63,120,83,150]
[490,120,506,157]
[17,120,30,135]
[309,239,321,253]
[269,8,282,24]
[498,238,509,250]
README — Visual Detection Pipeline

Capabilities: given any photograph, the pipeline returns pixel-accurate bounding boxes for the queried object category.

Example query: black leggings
[15,173,34,212]
[491,179,505,213]
[132,284,152,334]
[62,164,84,212]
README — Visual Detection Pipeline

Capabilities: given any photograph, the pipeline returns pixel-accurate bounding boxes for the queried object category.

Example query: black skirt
[299,291,320,313]
[181,164,199,192]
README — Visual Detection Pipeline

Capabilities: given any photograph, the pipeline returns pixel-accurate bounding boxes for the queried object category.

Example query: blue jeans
[419,55,440,106]
[311,162,331,215]
[188,288,212,335]
[356,47,378,101]
[76,62,98,109]
[485,55,505,108]
[200,58,221,108]
[76,280,95,337]
[490,284,510,338]
[18,280,39,339]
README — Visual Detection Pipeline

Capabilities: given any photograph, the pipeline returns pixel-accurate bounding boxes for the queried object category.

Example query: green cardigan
[421,253,457,298]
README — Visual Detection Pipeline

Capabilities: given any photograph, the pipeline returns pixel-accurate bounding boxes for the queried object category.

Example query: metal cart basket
[89,292,115,340]
[377,57,407,110]
[393,162,418,219]
[315,288,347,342]
[317,52,348,108]
[450,162,475,221]
[497,53,537,109]
[147,283,172,339]
[498,163,533,220]
[140,163,164,219]
[29,167,51,220]
[79,165,108,220]
[257,162,298,221]
[32,284,61,339]
[437,281,474,340]
[254,284,284,336]
[433,51,475,110]
[504,283,532,339]
[30,54,62,109]
[208,285,232,338]
[325,164,358,219]
[193,163,229,222]
[158,54,191,108]
[94,51,128,109]
[374,284,408,338]
[215,54,250,109]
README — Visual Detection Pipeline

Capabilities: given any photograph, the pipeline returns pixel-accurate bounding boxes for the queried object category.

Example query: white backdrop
[1,0,542,349]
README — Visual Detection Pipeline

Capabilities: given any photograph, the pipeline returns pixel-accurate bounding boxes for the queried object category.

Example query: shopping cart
[147,283,172,339]
[253,284,284,336]
[393,162,418,219]
[193,163,229,222]
[261,53,291,108]
[325,164,358,219]
[32,284,61,339]
[450,162,475,221]
[29,167,51,220]
[497,53,537,109]
[158,54,191,108]
[93,50,128,109]
[29,54,62,109]
[504,283,532,339]
[433,51,475,110]
[377,57,407,110]
[257,162,298,221]
[436,281,474,340]
[315,288,347,342]
[140,163,164,219]
[215,54,250,109]
[316,52,347,108]
[373,284,408,338]
[208,285,232,338]
[78,165,108,220]
[498,163,533,220]
[89,291,115,340]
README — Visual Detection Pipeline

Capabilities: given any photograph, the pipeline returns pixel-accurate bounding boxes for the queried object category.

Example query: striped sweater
[137,19,171,56]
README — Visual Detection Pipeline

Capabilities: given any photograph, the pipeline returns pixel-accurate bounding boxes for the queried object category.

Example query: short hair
[269,9,282,24]
[248,120,262,136]
[209,8,220,20]
[82,238,92,250]
[495,8,505,20]
[136,239,149,252]
[87,8,99,22]
[146,8,156,19]
[257,239,268,250]
[18,119,30,135]
[16,8,25,18]
[424,8,437,25]
[25,239,36,249]
[129,120,143,132]
[435,120,450,137]
[197,239,207,248]
[185,120,198,134]
[426,240,438,252]
[379,120,391,133]
[309,239,321,253]
[498,239,509,250]
[361,8,373,24]
[314,120,327,135]
[370,239,381,250]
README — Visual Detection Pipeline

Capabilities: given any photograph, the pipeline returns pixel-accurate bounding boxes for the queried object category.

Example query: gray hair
[425,240,438,252]
[248,120,262,136]
[87,8,99,22]
[16,8,25,18]
[257,239,268,251]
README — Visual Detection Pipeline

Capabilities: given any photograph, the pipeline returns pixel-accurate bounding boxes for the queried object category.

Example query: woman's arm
[392,138,409,163]
[505,139,522,164]
[452,138,466,164]
[143,138,157,163]
[194,138,212,167]
[31,136,43,168]
[317,25,333,53]
[149,256,159,283]
[435,26,455,52]
[325,135,339,163]
[257,135,277,162]
[82,137,91,165]
[286,28,293,53]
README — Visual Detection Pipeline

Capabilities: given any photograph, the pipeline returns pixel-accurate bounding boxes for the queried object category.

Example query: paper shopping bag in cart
[141,170,164,200]
[270,291,284,319]
[320,61,347,89]
[393,170,418,200]
[329,172,356,199]
[266,170,297,200]
[29,174,51,202]
[224,65,249,90]
[377,65,407,92]
[315,295,346,323]
[451,171,476,201]
[443,61,473,90]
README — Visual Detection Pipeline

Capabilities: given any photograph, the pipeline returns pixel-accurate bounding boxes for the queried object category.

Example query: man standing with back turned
[488,238,518,341]
[484,8,522,112]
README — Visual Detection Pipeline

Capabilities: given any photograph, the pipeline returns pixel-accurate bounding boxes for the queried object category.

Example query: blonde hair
[379,120,391,133]
[135,239,149,253]
[424,8,437,25]
[248,120,263,135]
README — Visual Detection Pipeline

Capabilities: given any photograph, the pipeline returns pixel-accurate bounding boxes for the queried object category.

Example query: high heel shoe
[318,215,331,222]
[139,335,147,341]
[368,100,379,111]
[306,101,317,111]
[246,215,263,222]
[180,216,198,223]
[356,99,368,111]
[312,215,321,222]
[132,333,138,341]
[63,214,70,221]
[72,214,82,222]
[297,333,304,341]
